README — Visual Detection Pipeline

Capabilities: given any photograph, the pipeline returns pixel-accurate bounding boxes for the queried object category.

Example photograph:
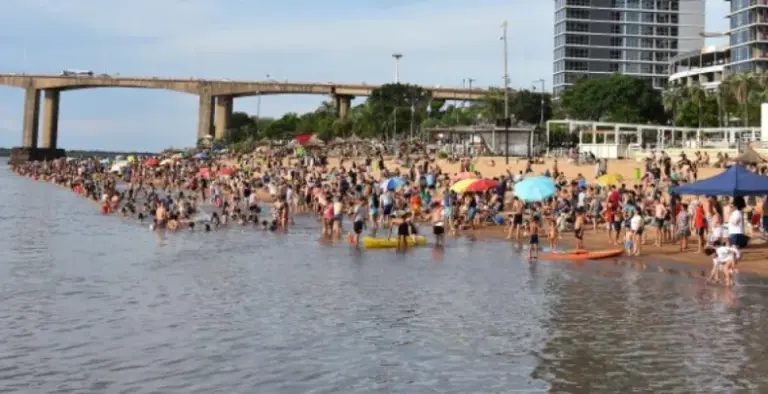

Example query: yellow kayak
[357,236,427,249]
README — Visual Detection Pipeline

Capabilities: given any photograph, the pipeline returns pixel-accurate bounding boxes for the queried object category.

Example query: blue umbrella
[513,176,556,202]
[194,152,208,160]
[381,177,406,191]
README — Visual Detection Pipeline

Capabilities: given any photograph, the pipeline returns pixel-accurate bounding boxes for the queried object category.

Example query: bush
[437,151,448,159]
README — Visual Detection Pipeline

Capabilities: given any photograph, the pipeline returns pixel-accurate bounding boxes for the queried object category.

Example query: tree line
[221,73,764,152]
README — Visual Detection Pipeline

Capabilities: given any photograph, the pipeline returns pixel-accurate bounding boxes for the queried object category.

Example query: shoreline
[13,166,768,282]
[460,223,768,280]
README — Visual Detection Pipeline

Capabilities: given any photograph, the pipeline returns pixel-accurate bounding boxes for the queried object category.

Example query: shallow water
[2,164,768,393]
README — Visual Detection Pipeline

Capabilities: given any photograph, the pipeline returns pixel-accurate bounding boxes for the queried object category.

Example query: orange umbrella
[143,158,159,167]
[465,178,498,192]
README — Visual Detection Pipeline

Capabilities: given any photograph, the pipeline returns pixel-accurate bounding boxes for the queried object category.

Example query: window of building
[609,63,620,72]
[566,22,589,32]
[627,0,639,9]
[625,37,640,47]
[565,60,588,71]
[566,0,590,5]
[610,25,621,34]
[566,47,589,58]
[640,52,653,61]
[624,24,639,35]
[731,28,750,46]
[732,45,751,63]
[610,37,624,47]
[566,34,589,45]
[625,63,640,73]
[625,11,640,22]
[641,12,654,23]
[642,0,654,9]
[566,8,589,19]
[641,26,653,36]
[610,50,622,59]
[625,50,640,60]
[656,27,669,36]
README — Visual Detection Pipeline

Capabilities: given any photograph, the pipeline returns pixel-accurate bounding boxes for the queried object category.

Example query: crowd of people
[11,147,767,287]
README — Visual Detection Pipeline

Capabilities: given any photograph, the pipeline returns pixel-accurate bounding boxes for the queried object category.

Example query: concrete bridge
[0,73,488,158]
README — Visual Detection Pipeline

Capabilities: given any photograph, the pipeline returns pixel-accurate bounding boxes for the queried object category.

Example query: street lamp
[392,53,403,83]
[532,79,545,127]
[501,21,510,163]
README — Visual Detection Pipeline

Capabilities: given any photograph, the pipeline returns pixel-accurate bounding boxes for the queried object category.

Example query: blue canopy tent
[674,164,768,197]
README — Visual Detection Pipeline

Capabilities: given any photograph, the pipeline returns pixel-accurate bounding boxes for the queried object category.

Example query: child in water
[624,228,634,256]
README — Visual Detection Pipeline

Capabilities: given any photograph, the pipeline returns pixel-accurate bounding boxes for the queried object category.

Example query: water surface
[2,164,768,393]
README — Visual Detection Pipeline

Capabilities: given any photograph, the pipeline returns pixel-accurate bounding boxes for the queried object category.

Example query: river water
[2,164,768,393]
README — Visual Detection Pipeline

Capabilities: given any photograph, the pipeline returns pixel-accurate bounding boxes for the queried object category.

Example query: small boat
[354,235,427,249]
[539,249,623,261]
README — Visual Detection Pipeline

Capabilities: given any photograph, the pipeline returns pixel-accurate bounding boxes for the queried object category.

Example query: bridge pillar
[215,96,234,140]
[197,94,215,141]
[335,95,352,120]
[22,88,40,148]
[41,90,60,149]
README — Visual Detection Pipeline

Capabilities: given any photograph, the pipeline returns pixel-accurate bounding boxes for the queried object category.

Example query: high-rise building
[726,0,768,73]
[553,0,705,96]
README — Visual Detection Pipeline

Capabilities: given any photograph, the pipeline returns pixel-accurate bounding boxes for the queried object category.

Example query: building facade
[727,0,768,73]
[668,45,729,89]
[553,0,705,96]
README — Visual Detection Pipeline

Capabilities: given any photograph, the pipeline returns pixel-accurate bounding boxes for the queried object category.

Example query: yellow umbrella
[597,173,624,186]
[126,155,136,162]
[450,178,478,193]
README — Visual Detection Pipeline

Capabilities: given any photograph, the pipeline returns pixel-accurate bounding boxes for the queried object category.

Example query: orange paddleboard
[539,249,623,261]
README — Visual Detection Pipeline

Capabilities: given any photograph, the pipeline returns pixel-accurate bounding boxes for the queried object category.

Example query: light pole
[392,53,403,83]
[532,79,545,127]
[502,21,510,164]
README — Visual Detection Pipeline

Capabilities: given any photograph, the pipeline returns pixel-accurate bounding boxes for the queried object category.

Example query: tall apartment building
[727,0,768,73]
[553,0,705,96]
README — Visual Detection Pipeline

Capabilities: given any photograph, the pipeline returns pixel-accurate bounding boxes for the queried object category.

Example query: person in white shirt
[705,244,741,286]
[630,211,643,256]
[728,206,744,247]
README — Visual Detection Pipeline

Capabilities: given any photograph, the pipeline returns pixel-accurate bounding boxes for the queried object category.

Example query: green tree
[560,74,666,124]
[367,83,432,138]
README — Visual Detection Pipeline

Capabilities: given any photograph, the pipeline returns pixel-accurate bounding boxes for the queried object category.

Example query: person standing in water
[430,201,445,247]
[348,197,367,247]
[574,208,585,250]
[528,215,540,261]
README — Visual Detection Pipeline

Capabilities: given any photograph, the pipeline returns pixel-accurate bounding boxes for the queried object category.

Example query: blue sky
[0,0,730,151]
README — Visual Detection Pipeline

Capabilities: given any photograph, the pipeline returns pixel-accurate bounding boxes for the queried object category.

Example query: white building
[668,45,729,90]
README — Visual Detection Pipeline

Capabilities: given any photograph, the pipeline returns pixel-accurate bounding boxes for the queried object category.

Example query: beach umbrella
[465,178,499,193]
[597,173,624,187]
[126,155,136,162]
[513,176,556,202]
[115,155,125,160]
[160,158,173,166]
[450,178,478,193]
[194,152,208,160]
[218,168,234,177]
[143,158,160,167]
[100,158,110,164]
[452,172,478,181]
[381,177,406,191]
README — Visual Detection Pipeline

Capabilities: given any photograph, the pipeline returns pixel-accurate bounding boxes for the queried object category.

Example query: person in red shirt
[608,186,620,210]
[694,201,707,252]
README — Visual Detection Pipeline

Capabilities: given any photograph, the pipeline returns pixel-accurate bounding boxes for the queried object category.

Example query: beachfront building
[426,124,539,157]
[545,119,762,158]
[726,0,768,73]
[553,0,705,96]
[668,45,730,89]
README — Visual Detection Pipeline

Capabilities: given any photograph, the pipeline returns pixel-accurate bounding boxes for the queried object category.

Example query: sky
[0,0,730,151]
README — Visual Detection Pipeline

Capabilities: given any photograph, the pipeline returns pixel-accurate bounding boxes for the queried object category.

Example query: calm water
[2,164,768,394]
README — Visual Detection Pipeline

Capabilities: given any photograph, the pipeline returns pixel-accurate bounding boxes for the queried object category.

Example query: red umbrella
[218,168,234,176]
[143,158,159,167]
[465,178,498,192]
[199,168,212,178]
